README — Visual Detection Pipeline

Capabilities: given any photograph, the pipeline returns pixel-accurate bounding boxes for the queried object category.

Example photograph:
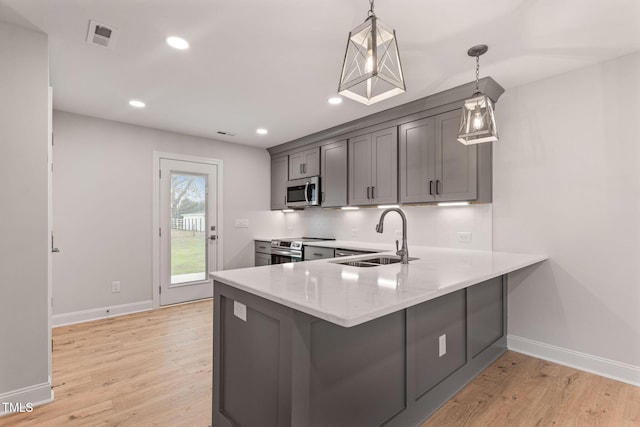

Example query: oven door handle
[271,249,302,258]
[304,182,309,203]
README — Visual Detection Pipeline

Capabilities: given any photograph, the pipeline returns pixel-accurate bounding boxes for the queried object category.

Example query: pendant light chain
[475,55,480,92]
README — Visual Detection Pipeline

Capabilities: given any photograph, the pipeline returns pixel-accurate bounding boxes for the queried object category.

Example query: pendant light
[338,0,405,105]
[457,45,498,145]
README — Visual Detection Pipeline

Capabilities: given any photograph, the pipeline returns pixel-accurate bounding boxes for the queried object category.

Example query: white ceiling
[2,0,640,148]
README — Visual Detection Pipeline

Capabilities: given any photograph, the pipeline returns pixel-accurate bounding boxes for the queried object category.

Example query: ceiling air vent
[86,20,118,48]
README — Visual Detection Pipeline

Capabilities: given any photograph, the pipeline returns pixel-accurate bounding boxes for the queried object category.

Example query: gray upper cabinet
[271,156,288,210]
[349,127,398,206]
[400,110,482,203]
[435,110,478,202]
[289,147,319,180]
[399,117,437,203]
[320,140,347,207]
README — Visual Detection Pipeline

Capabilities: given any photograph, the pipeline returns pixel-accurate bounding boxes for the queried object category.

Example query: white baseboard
[0,379,54,417]
[508,335,640,387]
[52,300,153,327]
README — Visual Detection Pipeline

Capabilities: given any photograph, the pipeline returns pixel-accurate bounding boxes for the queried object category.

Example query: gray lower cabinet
[320,140,347,207]
[255,240,271,266]
[213,276,507,427]
[271,156,289,210]
[349,127,398,206]
[400,109,490,203]
[303,246,334,261]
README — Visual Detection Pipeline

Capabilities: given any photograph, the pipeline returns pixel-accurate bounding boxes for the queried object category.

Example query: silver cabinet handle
[366,186,370,199]
[429,180,433,195]
[371,186,375,199]
[313,253,323,257]
[436,180,441,195]
[303,163,306,174]
[300,164,303,174]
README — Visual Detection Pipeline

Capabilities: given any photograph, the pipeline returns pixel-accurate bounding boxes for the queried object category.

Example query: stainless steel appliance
[270,237,334,264]
[286,176,320,207]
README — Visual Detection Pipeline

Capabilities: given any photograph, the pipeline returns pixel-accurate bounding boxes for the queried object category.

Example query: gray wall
[51,111,284,316]
[0,22,50,399]
[494,51,640,381]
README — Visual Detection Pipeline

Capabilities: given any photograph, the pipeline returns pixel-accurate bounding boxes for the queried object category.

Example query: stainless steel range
[270,237,335,264]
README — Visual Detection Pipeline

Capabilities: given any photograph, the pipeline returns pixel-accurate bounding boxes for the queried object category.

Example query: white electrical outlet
[439,334,447,357]
[457,231,472,243]
[234,219,249,228]
[351,228,359,238]
[111,281,121,293]
[233,301,247,321]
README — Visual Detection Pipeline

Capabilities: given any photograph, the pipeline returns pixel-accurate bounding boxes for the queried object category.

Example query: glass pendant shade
[457,93,498,145]
[338,16,405,105]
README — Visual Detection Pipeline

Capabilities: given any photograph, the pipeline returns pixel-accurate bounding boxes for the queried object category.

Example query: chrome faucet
[375,208,409,264]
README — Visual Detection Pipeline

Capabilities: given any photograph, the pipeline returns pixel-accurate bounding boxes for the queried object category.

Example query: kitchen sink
[332,255,417,267]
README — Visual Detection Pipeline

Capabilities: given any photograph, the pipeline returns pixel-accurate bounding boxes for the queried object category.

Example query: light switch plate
[233,301,247,321]
[235,219,249,228]
[457,231,472,243]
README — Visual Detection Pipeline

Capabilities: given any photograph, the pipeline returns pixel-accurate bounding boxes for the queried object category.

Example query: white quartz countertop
[212,246,547,327]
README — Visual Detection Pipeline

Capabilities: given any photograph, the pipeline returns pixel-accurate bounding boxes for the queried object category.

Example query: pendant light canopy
[457,45,498,145]
[338,0,405,105]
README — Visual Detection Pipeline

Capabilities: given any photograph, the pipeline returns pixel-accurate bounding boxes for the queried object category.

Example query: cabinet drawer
[304,246,335,260]
[255,240,271,254]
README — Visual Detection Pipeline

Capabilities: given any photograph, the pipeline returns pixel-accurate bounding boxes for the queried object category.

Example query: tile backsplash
[283,204,492,250]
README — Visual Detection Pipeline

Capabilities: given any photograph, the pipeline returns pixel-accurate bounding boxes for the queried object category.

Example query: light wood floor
[2,300,639,426]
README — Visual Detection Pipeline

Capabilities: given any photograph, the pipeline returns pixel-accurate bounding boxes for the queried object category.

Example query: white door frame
[152,151,224,309]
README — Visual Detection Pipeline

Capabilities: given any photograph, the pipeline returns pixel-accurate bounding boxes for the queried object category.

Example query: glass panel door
[171,173,207,284]
[159,158,218,306]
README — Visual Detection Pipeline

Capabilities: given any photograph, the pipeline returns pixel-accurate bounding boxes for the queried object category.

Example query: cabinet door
[271,156,289,210]
[289,148,320,179]
[320,141,347,207]
[435,109,477,201]
[348,133,374,206]
[371,127,398,205]
[302,148,320,177]
[289,151,305,180]
[399,117,436,203]
[255,252,271,266]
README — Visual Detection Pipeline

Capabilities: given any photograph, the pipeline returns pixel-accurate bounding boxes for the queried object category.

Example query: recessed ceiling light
[129,99,146,108]
[328,97,343,105]
[166,36,189,50]
[256,128,268,135]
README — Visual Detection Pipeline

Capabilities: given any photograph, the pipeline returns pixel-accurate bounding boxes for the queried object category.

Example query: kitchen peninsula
[211,245,546,427]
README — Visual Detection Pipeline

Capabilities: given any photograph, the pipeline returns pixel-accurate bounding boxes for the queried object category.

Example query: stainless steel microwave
[286,176,320,207]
